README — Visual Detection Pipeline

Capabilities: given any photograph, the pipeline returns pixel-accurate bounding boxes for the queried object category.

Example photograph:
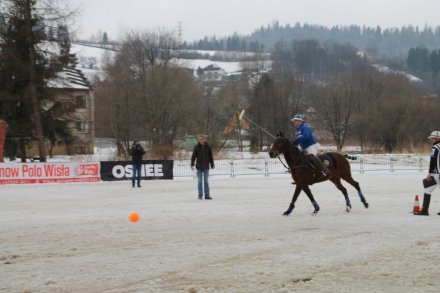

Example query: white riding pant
[424,174,440,194]
[304,143,319,156]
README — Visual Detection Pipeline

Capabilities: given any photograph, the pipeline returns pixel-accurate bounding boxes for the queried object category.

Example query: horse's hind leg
[330,177,352,212]
[302,186,320,215]
[341,174,369,208]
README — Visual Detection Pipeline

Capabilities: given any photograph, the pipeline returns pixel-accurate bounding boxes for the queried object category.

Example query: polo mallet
[238,110,275,139]
[239,110,290,171]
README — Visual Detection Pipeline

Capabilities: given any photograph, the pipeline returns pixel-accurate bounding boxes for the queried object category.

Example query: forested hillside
[185,22,440,57]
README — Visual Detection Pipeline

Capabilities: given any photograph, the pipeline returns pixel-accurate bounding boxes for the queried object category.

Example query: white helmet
[428,130,440,139]
[291,114,304,122]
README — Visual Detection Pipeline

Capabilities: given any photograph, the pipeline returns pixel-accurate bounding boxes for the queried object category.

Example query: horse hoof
[363,202,369,209]
[283,211,291,216]
[312,211,318,216]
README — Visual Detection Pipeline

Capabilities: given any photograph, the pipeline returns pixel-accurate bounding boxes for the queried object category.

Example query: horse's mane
[277,136,302,168]
[278,136,299,152]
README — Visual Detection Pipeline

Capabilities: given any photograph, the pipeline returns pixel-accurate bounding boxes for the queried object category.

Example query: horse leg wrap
[358,191,366,202]
[312,201,320,213]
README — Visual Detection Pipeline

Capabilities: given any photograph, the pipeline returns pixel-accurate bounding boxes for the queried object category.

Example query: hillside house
[44,68,95,155]
[197,64,227,83]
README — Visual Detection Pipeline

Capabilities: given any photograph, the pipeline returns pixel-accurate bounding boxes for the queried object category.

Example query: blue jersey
[295,123,317,150]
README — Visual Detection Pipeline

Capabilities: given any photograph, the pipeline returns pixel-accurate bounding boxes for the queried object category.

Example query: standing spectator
[191,134,214,200]
[415,130,440,216]
[129,141,145,188]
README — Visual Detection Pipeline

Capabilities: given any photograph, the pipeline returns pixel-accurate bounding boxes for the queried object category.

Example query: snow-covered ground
[372,64,422,83]
[1,172,439,292]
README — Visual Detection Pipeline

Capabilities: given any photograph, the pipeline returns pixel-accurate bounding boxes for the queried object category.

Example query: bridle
[278,155,291,172]
[271,137,304,172]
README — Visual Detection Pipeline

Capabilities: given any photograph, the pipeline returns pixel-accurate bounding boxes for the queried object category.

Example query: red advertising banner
[0,162,100,184]
[0,120,6,162]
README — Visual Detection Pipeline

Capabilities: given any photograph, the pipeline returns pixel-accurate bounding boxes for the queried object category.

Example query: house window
[76,121,88,133]
[61,101,73,110]
[75,95,86,108]
[75,145,87,154]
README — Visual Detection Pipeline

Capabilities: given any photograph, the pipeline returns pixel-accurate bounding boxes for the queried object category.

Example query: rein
[275,142,305,173]
[277,155,291,172]
[276,137,306,173]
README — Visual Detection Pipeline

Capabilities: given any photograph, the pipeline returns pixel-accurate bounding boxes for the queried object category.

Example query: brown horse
[269,134,369,216]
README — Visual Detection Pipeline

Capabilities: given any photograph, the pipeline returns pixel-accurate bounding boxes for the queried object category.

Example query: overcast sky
[68,0,440,42]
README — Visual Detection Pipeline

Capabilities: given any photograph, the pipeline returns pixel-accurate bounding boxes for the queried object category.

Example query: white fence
[173,154,431,177]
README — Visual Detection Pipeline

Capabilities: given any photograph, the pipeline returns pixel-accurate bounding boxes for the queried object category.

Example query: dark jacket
[191,142,214,170]
[130,145,145,165]
[429,141,440,174]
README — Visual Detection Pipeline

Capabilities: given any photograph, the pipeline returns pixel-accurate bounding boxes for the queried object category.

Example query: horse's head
[269,133,289,158]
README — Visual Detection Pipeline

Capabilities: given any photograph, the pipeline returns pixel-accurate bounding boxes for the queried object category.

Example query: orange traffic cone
[413,195,421,213]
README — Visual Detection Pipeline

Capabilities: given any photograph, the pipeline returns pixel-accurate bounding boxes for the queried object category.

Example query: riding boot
[414,193,431,216]
[309,155,331,184]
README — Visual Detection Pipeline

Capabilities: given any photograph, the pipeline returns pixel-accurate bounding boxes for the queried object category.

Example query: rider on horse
[291,114,331,183]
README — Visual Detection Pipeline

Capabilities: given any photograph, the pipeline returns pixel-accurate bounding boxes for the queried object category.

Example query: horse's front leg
[303,186,320,215]
[283,185,302,216]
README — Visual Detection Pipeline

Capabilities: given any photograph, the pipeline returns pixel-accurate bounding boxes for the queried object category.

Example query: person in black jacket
[191,134,215,199]
[129,141,145,188]
[415,130,440,216]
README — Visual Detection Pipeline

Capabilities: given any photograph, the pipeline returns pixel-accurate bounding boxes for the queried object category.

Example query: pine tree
[57,24,76,68]
[0,0,75,161]
[102,31,108,44]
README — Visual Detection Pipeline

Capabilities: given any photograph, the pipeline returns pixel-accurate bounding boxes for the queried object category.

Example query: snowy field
[1,172,440,293]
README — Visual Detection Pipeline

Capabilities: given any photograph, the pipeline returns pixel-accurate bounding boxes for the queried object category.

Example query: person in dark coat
[191,134,215,199]
[129,141,145,188]
[415,130,440,216]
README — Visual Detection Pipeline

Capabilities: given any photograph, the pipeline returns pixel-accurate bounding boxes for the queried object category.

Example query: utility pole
[24,0,47,161]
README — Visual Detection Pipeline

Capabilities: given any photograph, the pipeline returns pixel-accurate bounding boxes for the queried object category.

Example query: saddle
[317,153,333,168]
[291,152,332,185]
[302,152,332,183]
[301,152,333,169]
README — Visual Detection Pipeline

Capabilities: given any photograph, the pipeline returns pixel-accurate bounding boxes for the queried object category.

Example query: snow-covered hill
[71,43,271,81]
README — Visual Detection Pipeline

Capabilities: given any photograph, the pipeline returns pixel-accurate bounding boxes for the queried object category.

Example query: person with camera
[129,141,145,188]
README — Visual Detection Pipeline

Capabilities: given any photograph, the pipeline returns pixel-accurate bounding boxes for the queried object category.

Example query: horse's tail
[344,154,358,160]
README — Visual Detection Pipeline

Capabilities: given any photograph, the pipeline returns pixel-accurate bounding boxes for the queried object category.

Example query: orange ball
[129,213,140,222]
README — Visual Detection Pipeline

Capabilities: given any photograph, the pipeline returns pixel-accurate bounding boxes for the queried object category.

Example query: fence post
[360,156,364,173]
[419,156,423,172]
[390,155,394,172]
[230,160,235,178]
[264,159,269,177]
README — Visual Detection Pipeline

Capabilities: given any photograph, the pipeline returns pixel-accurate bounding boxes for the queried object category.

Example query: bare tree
[94,50,139,156]
[211,83,247,150]
[94,29,203,158]
[312,75,357,151]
